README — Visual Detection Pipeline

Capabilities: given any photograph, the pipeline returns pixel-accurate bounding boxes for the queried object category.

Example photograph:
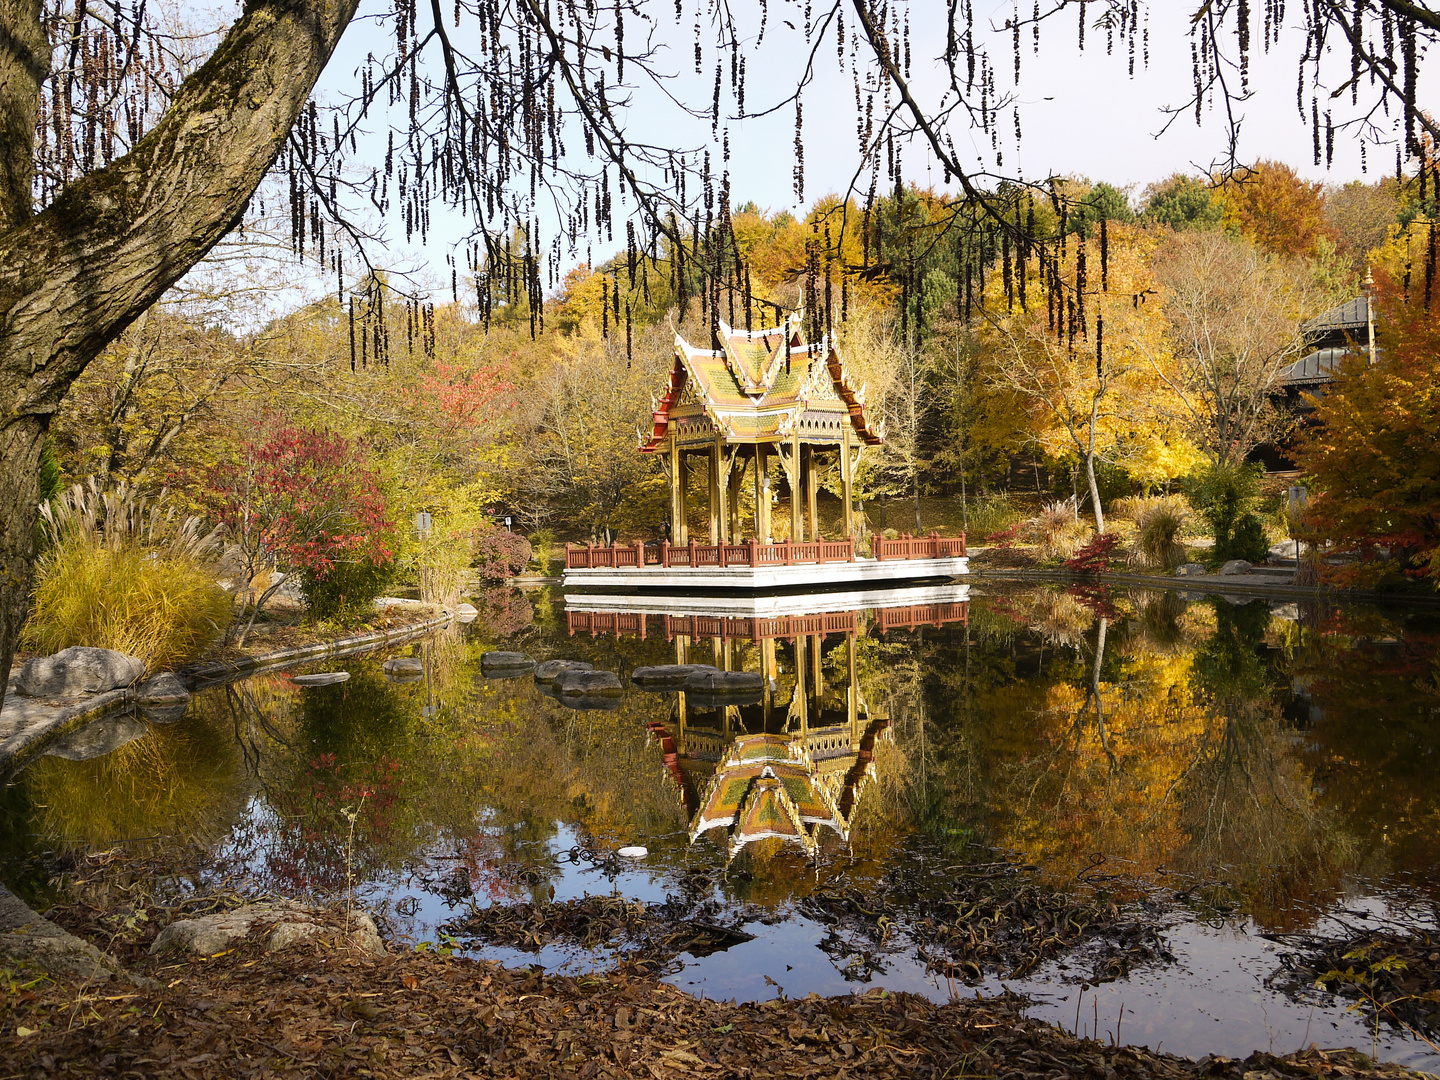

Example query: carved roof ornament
[640,311,884,452]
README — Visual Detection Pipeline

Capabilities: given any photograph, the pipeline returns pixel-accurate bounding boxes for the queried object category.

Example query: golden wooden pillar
[789,433,803,543]
[676,450,689,543]
[840,427,854,539]
[756,445,771,541]
[708,442,721,544]
[805,444,819,540]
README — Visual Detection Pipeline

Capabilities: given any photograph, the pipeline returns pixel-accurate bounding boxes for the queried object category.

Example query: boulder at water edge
[630,664,719,689]
[456,603,479,624]
[1174,563,1207,577]
[15,646,145,697]
[134,672,193,723]
[382,657,425,676]
[534,659,593,683]
[149,902,384,957]
[1217,559,1252,576]
[684,669,765,707]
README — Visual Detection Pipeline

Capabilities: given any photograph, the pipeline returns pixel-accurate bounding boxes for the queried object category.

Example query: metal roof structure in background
[1300,295,1370,337]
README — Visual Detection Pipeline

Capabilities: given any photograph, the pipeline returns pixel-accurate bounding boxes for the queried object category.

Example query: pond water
[3,582,1438,1069]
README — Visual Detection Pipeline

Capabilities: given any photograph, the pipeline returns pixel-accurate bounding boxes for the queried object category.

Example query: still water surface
[3,583,1437,1067]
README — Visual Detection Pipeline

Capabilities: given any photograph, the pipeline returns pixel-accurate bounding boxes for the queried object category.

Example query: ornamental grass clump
[1037,499,1089,559]
[1131,495,1191,569]
[28,480,230,670]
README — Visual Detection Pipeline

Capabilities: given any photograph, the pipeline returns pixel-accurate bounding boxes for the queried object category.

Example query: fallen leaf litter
[2,938,1430,1080]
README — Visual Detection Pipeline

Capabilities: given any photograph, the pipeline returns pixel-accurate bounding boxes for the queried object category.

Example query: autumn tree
[982,225,1178,533]
[1217,161,1334,258]
[205,422,395,639]
[1146,229,1327,467]
[1299,249,1440,585]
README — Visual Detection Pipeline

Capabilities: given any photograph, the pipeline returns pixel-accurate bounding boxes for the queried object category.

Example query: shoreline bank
[0,609,454,777]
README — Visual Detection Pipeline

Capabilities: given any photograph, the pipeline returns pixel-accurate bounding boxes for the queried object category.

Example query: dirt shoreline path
[1,918,1430,1080]
[0,607,454,777]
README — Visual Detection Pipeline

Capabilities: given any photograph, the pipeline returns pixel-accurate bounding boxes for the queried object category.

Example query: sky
[191,0,1440,324]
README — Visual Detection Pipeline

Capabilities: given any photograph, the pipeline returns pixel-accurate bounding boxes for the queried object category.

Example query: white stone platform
[562,581,971,617]
[561,555,968,592]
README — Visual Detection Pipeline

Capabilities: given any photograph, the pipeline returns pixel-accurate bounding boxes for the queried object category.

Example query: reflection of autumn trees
[1287,611,1440,886]
[882,589,1359,926]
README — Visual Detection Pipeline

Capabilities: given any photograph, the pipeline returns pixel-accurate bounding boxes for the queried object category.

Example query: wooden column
[708,442,721,544]
[840,427,854,539]
[676,450,689,543]
[789,433,803,543]
[729,454,745,540]
[761,637,776,729]
[667,430,680,542]
[805,444,819,540]
[756,444,771,541]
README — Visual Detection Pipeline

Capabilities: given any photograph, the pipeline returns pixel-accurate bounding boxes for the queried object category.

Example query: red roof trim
[639,358,688,453]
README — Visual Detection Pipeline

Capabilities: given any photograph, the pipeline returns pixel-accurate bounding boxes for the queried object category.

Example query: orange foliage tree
[1298,253,1440,585]
[1217,161,1334,259]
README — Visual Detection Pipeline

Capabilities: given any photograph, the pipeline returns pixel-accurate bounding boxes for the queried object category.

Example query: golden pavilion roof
[639,313,884,452]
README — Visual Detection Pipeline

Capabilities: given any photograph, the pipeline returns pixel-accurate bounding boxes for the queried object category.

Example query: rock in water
[683,670,764,693]
[382,657,425,675]
[533,659,593,683]
[292,672,350,686]
[134,672,191,704]
[15,646,145,697]
[630,664,719,689]
[456,603,479,624]
[149,902,384,957]
[554,669,623,697]
[481,651,536,676]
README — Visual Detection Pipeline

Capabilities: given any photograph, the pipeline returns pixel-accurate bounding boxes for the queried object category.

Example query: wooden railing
[870,530,967,561]
[565,536,856,570]
[873,602,971,634]
[566,610,859,642]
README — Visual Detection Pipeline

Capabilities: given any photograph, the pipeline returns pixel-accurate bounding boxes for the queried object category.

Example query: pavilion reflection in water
[565,594,970,859]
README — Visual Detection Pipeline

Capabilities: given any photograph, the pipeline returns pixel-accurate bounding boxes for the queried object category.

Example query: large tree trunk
[0,0,360,709]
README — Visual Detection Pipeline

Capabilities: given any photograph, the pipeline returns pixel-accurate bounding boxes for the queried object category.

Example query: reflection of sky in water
[6,584,1440,1070]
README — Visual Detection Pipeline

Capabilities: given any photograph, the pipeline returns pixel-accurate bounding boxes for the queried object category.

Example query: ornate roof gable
[639,311,885,451]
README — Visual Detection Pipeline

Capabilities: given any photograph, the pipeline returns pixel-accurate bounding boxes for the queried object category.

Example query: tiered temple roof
[639,314,884,451]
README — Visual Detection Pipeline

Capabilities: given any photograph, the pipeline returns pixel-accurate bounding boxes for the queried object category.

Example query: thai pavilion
[639,311,884,544]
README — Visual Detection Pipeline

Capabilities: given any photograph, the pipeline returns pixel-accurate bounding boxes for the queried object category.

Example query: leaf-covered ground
[1,931,1431,1080]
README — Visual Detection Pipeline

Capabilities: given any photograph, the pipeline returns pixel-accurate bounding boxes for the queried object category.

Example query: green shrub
[29,482,229,670]
[528,528,557,573]
[1186,461,1265,564]
[1224,513,1271,564]
[300,557,395,621]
